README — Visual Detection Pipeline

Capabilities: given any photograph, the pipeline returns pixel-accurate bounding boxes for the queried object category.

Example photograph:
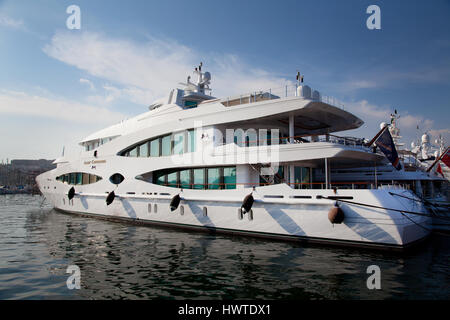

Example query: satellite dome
[203,71,211,82]
[434,151,439,158]
[421,133,429,143]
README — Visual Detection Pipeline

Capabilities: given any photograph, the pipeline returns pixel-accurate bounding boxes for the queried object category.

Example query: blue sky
[1,0,449,160]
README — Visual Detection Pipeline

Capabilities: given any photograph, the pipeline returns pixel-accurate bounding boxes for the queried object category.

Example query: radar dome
[421,133,429,143]
[312,90,321,101]
[203,71,211,82]
[411,142,415,148]
[434,151,439,158]
[380,122,388,130]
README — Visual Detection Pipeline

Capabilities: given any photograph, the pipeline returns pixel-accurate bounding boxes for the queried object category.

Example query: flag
[375,127,402,170]
[441,148,450,167]
[436,162,444,178]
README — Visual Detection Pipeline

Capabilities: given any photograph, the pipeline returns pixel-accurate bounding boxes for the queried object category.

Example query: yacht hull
[38,179,431,250]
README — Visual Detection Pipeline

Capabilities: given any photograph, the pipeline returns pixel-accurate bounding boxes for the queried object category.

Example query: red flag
[437,162,444,178]
[441,148,450,167]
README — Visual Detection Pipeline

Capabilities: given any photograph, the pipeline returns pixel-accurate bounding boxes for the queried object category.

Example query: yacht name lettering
[84,160,106,165]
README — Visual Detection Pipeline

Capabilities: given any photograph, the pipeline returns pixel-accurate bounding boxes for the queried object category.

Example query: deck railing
[220,84,346,109]
[216,133,370,151]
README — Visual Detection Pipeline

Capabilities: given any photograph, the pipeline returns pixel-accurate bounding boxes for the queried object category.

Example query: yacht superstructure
[36,65,430,250]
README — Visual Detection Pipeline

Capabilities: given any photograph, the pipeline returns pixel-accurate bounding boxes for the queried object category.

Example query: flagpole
[365,125,388,147]
[426,146,450,172]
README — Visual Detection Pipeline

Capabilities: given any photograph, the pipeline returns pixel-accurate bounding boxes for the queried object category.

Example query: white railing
[220,84,346,109]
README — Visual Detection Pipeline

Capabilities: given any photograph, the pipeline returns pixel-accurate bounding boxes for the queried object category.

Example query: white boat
[36,65,430,250]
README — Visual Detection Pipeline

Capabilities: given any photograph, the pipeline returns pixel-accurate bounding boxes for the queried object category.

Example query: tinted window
[207,168,220,189]
[150,138,160,157]
[109,173,125,185]
[161,135,171,156]
[173,132,185,155]
[138,142,149,157]
[224,167,236,189]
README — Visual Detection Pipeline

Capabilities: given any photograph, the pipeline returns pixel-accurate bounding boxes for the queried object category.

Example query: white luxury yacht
[37,65,431,250]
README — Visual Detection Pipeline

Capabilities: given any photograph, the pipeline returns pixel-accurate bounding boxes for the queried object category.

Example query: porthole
[148,203,152,213]
[154,203,157,213]
[248,209,253,221]
[180,205,184,215]
[109,173,125,185]
[203,207,207,217]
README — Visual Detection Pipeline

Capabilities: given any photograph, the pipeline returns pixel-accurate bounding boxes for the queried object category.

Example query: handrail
[220,83,346,109]
[215,133,369,150]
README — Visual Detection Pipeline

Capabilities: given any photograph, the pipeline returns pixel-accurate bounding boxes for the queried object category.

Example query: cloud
[0,89,126,125]
[0,14,24,30]
[79,78,95,90]
[342,99,443,148]
[42,31,292,104]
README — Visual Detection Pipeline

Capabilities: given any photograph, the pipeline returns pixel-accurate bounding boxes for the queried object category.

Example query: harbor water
[0,194,449,300]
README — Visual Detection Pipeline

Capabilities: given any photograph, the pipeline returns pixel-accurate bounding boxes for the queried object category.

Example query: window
[138,142,149,157]
[76,173,82,185]
[207,168,221,189]
[150,138,160,157]
[57,172,102,185]
[184,100,197,108]
[121,128,198,157]
[193,168,204,190]
[155,171,166,186]
[187,130,196,153]
[167,171,177,188]
[109,173,125,185]
[223,167,236,189]
[179,169,191,189]
[294,167,311,189]
[173,132,185,155]
[129,146,138,157]
[82,173,89,185]
[161,135,171,156]
[149,166,235,190]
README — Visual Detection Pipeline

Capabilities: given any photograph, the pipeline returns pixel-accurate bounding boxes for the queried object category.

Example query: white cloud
[79,78,95,90]
[42,31,292,105]
[0,89,130,159]
[0,89,126,125]
[342,99,444,149]
[0,14,24,29]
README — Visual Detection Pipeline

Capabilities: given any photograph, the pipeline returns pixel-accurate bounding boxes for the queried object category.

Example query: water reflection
[0,195,448,299]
